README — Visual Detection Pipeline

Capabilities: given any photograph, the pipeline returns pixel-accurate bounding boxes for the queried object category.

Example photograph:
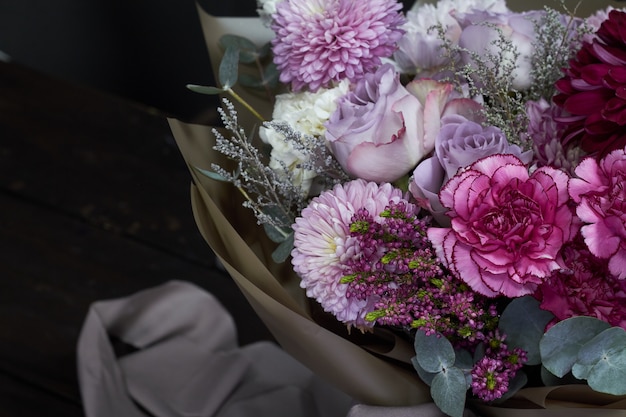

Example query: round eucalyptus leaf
[414,330,455,373]
[499,296,554,365]
[219,45,240,89]
[431,367,467,417]
[540,316,611,377]
[219,34,258,63]
[411,356,435,387]
[576,327,626,395]
[271,232,294,263]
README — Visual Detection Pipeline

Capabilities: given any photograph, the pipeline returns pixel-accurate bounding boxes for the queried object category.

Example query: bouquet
[170,0,626,415]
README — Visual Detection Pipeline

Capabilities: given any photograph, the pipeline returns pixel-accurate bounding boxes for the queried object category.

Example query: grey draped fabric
[77,280,353,417]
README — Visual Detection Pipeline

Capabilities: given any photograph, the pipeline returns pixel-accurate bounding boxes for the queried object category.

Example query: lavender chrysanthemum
[291,179,406,326]
[271,0,405,92]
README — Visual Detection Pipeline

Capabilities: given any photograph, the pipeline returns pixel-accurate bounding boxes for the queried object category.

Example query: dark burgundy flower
[554,10,626,158]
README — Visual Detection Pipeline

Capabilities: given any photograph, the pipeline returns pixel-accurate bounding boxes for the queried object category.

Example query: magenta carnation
[270,0,405,92]
[290,179,408,326]
[536,235,626,330]
[427,154,576,298]
[554,10,626,158]
[569,148,626,279]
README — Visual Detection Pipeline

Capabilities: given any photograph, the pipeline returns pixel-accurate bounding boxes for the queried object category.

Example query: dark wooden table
[0,60,273,417]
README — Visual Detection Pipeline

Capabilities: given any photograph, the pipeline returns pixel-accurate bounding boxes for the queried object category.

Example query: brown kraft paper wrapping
[168,3,626,413]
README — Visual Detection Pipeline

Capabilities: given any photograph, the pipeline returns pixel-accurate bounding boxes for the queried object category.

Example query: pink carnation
[291,179,407,326]
[569,148,626,279]
[271,0,405,92]
[427,155,576,298]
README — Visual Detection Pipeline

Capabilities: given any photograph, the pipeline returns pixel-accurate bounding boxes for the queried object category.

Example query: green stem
[226,88,265,122]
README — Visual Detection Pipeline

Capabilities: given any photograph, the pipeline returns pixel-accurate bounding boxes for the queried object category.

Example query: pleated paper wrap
[169,4,626,415]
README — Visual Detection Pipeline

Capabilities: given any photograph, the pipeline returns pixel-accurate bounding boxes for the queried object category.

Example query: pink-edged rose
[326,66,472,183]
[427,154,576,297]
[325,64,424,182]
[569,148,626,279]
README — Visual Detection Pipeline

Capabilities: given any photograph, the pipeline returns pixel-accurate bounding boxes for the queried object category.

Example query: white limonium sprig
[259,80,350,195]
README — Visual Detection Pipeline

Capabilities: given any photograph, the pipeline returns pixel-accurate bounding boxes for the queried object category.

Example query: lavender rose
[325,64,425,183]
[427,154,576,298]
[456,10,540,91]
[410,114,532,225]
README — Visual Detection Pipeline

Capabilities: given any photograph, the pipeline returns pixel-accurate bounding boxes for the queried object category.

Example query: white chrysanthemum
[256,0,283,25]
[259,80,350,194]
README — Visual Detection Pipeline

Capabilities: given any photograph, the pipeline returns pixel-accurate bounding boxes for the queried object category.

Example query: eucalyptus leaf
[454,349,474,371]
[271,232,294,263]
[540,366,581,386]
[263,62,280,89]
[263,222,290,243]
[262,205,292,227]
[411,356,436,386]
[540,316,611,378]
[239,73,266,89]
[219,45,240,89]
[258,42,272,59]
[414,330,456,373]
[431,367,467,417]
[575,326,626,395]
[186,84,224,95]
[499,296,554,365]
[219,34,258,63]
[454,349,474,388]
[193,166,229,182]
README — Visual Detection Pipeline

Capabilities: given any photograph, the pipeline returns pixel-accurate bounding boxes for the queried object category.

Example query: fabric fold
[77,280,353,417]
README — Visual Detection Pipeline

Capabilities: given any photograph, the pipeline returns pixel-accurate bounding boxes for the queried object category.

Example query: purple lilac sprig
[341,202,528,401]
[341,202,499,349]
[471,330,527,402]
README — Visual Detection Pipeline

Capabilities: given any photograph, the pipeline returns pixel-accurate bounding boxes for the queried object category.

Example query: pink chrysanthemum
[271,0,405,92]
[291,179,406,326]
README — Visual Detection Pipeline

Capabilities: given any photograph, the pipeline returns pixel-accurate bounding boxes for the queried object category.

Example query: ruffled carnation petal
[428,155,575,297]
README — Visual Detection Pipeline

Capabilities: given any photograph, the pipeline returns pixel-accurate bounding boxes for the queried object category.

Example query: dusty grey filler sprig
[211,98,302,229]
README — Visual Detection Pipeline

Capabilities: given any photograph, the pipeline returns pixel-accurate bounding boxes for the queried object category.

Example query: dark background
[0,0,260,123]
[0,0,419,123]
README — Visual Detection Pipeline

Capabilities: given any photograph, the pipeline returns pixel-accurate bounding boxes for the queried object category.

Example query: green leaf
[271,232,294,263]
[219,34,258,64]
[262,205,292,228]
[186,84,224,95]
[219,45,240,89]
[258,42,272,59]
[411,356,436,386]
[540,316,611,378]
[239,73,266,89]
[431,367,467,417]
[454,349,474,388]
[262,62,280,89]
[499,296,554,365]
[193,166,228,182]
[574,326,626,395]
[263,222,291,243]
[414,330,456,373]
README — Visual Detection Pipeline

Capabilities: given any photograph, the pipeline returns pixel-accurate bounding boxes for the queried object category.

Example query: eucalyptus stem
[226,88,265,122]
